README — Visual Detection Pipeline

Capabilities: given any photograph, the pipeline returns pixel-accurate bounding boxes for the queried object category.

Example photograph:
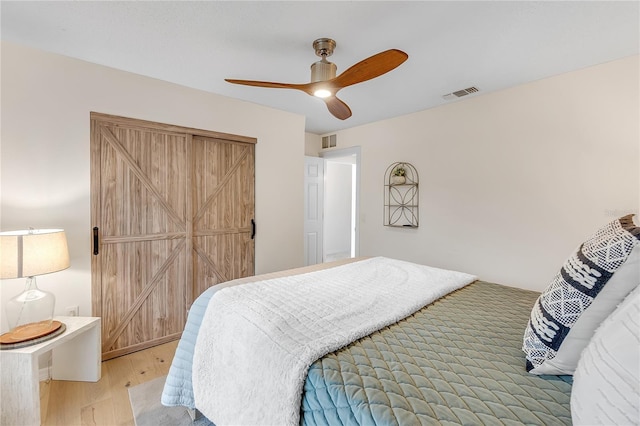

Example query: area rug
[128,375,213,426]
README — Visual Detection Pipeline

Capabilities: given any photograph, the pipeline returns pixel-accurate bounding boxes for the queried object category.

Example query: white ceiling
[2,1,638,135]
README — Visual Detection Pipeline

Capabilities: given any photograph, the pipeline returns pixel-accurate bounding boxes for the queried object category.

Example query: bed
[161,257,573,425]
[161,215,640,425]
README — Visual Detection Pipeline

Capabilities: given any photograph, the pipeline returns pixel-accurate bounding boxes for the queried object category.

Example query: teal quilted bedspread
[301,281,572,425]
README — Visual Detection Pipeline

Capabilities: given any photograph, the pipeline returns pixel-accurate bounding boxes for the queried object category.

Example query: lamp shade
[0,229,70,279]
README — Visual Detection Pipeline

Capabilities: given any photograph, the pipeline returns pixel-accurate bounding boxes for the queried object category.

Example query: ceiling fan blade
[333,49,408,89]
[324,96,352,120]
[225,79,309,91]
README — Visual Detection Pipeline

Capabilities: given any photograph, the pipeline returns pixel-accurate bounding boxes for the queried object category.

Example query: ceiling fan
[225,38,408,120]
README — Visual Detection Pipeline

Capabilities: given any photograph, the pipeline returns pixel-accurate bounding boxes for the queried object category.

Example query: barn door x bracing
[91,113,255,360]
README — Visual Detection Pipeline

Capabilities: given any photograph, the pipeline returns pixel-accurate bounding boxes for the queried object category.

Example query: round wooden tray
[0,320,63,345]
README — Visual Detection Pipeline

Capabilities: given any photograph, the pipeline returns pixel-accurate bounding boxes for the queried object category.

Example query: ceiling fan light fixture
[313,89,332,98]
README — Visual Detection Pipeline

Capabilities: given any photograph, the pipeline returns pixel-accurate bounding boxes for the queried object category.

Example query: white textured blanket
[192,257,476,425]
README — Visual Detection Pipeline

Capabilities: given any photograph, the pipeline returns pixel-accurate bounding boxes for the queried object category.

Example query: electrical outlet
[65,305,79,317]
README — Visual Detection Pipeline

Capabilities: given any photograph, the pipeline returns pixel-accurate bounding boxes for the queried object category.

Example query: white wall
[0,41,305,332]
[319,56,639,292]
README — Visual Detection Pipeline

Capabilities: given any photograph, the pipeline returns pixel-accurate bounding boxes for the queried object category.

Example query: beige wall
[319,56,639,291]
[0,41,306,331]
[305,132,321,157]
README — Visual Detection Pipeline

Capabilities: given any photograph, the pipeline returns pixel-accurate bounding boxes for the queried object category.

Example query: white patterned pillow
[571,286,640,425]
[523,214,640,375]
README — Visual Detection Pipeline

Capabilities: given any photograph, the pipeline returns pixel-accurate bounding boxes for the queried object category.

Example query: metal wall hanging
[384,162,418,227]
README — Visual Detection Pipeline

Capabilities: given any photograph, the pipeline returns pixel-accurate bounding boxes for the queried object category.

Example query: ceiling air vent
[442,86,479,100]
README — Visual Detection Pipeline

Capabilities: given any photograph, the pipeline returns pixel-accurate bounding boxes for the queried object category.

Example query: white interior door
[303,156,324,265]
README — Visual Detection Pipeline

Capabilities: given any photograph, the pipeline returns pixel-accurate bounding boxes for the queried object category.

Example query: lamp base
[0,320,64,346]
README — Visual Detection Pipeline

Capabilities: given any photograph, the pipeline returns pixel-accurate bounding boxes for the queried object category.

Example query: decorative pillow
[571,286,639,425]
[523,214,640,375]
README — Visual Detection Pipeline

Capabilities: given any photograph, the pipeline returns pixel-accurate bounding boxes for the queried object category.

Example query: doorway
[304,147,360,265]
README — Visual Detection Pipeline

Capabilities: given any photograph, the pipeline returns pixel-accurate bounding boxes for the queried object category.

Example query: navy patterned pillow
[523,214,640,375]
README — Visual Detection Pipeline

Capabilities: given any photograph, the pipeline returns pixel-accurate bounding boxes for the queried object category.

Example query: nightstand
[1,316,101,426]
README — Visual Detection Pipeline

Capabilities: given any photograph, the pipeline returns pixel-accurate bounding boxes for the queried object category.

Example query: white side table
[1,316,101,426]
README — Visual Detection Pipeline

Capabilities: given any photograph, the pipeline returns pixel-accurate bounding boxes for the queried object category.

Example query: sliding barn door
[191,136,255,299]
[91,113,255,360]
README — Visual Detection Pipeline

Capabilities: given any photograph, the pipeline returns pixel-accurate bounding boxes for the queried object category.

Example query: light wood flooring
[39,340,179,426]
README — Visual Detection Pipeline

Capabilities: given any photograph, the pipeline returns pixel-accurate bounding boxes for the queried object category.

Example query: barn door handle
[251,219,256,240]
[93,227,99,255]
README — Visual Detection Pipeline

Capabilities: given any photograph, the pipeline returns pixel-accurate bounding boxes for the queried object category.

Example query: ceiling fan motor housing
[311,59,337,82]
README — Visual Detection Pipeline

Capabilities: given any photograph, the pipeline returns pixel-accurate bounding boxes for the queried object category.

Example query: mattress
[302,280,572,425]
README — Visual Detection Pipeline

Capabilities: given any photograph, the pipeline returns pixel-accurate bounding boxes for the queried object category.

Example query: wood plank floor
[40,340,179,426]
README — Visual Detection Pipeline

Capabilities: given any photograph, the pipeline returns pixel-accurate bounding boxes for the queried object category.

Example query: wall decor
[384,162,418,228]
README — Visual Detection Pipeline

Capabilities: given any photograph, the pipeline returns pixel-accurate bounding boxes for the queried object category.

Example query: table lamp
[0,229,70,346]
